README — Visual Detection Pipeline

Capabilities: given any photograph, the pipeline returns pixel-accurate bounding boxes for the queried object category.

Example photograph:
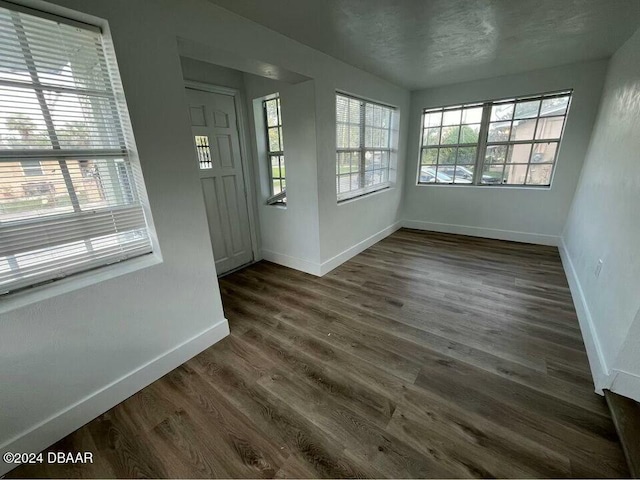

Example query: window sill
[0,253,163,315]
[415,182,552,190]
[338,185,392,204]
[266,202,287,209]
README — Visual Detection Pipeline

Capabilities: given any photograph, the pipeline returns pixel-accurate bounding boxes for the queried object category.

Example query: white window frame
[263,95,286,205]
[336,92,395,202]
[0,2,159,305]
[417,90,572,188]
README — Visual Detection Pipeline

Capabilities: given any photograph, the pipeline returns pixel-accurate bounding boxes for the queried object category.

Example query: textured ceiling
[206,0,640,90]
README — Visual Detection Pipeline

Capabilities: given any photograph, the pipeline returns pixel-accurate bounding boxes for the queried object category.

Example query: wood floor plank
[234,262,607,416]
[6,229,629,478]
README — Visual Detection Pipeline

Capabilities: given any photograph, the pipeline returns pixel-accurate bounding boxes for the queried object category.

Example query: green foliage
[440,124,479,145]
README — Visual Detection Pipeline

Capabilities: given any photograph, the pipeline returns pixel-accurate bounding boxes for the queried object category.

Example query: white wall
[181,56,248,91]
[561,28,640,400]
[243,74,322,273]
[0,1,234,471]
[0,0,409,473]
[402,60,608,245]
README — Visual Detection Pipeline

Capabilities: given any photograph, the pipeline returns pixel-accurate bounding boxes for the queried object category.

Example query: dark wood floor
[8,229,630,478]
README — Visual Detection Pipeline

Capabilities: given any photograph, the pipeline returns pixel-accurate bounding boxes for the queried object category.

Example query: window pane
[336,152,349,174]
[541,96,569,116]
[507,143,533,164]
[336,124,347,148]
[535,116,564,139]
[459,124,480,144]
[442,109,462,126]
[195,135,212,169]
[457,146,477,165]
[503,164,529,184]
[485,145,508,164]
[349,98,361,123]
[421,148,438,165]
[350,153,360,173]
[514,100,540,119]
[1,160,72,221]
[510,118,536,141]
[440,126,460,144]
[531,142,558,163]
[423,127,441,146]
[419,166,436,183]
[268,127,280,151]
[350,172,361,190]
[438,147,456,164]
[435,167,453,183]
[526,164,554,185]
[21,159,43,176]
[271,156,280,179]
[491,103,514,121]
[265,99,279,127]
[487,122,511,142]
[462,107,483,124]
[381,109,391,128]
[436,165,456,179]
[349,125,360,148]
[336,95,349,123]
[272,179,282,195]
[337,174,350,192]
[454,165,474,183]
[424,111,442,127]
[364,151,374,171]
[481,164,505,184]
[381,151,390,168]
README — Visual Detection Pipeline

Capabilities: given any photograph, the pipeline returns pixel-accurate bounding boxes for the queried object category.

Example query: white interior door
[186,87,253,275]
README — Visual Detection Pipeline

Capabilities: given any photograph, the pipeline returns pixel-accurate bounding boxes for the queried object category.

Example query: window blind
[0,4,152,295]
[336,93,394,201]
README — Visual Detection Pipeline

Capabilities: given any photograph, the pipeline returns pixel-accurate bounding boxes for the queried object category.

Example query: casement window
[263,95,285,205]
[0,4,153,295]
[336,93,394,202]
[419,90,572,186]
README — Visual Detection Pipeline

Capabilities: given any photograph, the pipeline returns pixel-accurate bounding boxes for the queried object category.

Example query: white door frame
[184,80,260,268]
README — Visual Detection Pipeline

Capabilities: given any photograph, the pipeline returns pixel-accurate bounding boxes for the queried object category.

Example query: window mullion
[262,100,275,194]
[523,100,544,185]
[359,101,366,188]
[474,102,492,185]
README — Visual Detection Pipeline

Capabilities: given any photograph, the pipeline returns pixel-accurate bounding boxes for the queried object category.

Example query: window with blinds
[0,4,153,295]
[336,93,394,202]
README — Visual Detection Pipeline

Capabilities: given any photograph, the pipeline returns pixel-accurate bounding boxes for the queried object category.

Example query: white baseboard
[0,319,230,477]
[319,221,402,276]
[610,370,640,402]
[402,219,560,246]
[558,238,610,393]
[261,222,402,277]
[260,249,322,276]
